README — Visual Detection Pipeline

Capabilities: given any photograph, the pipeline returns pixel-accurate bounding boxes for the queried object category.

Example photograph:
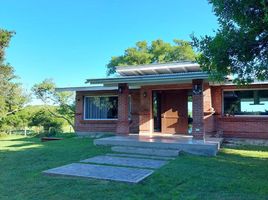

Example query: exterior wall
[75,90,118,133]
[116,84,130,134]
[129,90,140,133]
[203,83,215,134]
[211,84,268,139]
[74,89,140,133]
[192,79,205,139]
[138,84,192,134]
[74,83,268,139]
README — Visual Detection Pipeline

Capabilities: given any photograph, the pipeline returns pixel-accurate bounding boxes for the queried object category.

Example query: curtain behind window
[84,96,118,119]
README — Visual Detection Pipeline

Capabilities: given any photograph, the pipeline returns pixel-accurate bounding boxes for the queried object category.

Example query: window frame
[83,95,119,120]
[83,95,132,120]
[222,88,268,117]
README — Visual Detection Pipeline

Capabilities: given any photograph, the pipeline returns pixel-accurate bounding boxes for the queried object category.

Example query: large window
[223,90,268,116]
[84,96,118,119]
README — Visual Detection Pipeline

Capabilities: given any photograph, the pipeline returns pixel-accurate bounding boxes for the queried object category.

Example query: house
[61,62,268,140]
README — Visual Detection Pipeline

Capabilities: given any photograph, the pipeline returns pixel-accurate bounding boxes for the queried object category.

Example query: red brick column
[192,79,205,140]
[116,83,130,134]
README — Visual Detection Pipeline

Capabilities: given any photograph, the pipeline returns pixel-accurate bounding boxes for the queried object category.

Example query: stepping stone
[81,155,168,169]
[106,153,175,160]
[111,146,180,157]
[43,163,154,183]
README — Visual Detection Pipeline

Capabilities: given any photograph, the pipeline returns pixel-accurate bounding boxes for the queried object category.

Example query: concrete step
[106,153,175,160]
[94,136,220,156]
[111,146,180,157]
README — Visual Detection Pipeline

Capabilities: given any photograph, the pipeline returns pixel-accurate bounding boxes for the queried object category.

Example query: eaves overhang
[86,72,209,86]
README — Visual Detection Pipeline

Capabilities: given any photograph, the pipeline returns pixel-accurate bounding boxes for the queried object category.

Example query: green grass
[0,135,268,200]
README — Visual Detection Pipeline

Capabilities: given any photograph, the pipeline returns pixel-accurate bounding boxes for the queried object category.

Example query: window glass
[224,90,268,115]
[84,96,118,119]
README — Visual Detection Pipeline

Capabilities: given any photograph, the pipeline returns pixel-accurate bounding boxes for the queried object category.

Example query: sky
[0,0,219,92]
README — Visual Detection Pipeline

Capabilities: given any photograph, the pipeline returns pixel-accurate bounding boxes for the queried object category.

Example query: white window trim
[222,88,268,117]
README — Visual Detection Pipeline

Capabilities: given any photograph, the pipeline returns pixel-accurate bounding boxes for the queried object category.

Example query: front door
[161,90,188,134]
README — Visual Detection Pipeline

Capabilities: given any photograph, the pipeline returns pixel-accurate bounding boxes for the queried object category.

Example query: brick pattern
[116,84,130,134]
[74,91,118,132]
[192,79,205,139]
[203,83,215,134]
[211,84,268,139]
[74,82,268,139]
[129,90,140,133]
[74,89,140,133]
[216,116,268,139]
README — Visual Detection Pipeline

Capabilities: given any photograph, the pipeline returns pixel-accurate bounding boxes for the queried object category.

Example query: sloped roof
[116,62,200,76]
[86,71,208,86]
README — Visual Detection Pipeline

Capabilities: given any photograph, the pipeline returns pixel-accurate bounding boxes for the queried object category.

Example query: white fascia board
[55,86,140,92]
[116,62,200,73]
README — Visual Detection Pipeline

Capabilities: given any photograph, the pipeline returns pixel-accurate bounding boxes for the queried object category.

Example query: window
[84,96,118,119]
[223,90,268,116]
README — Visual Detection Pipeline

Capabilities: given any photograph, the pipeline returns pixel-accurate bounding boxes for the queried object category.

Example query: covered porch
[87,62,212,140]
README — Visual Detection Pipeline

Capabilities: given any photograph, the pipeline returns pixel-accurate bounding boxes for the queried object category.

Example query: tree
[192,0,268,84]
[0,29,28,130]
[107,39,196,75]
[29,109,64,135]
[32,79,75,131]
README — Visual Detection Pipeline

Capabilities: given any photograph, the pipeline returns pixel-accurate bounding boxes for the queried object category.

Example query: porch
[86,62,211,139]
[94,134,223,156]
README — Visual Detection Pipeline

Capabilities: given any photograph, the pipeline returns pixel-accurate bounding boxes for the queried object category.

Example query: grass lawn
[0,135,268,200]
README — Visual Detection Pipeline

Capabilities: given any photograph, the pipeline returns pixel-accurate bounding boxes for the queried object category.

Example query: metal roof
[86,71,209,86]
[116,62,200,76]
[55,86,140,92]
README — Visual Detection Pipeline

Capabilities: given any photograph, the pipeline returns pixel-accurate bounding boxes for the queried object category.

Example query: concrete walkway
[43,153,172,183]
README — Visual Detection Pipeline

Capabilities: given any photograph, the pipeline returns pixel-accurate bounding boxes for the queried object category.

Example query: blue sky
[0,0,219,90]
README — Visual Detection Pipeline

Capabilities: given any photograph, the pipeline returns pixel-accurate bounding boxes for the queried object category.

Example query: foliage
[0,29,28,130]
[0,105,67,134]
[192,0,268,84]
[107,39,196,75]
[0,136,268,200]
[32,79,75,130]
[29,109,64,135]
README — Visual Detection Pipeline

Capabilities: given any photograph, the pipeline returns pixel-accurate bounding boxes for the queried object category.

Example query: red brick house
[65,62,268,139]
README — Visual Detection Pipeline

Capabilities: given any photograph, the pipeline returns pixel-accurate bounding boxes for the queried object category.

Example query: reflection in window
[224,90,268,116]
[84,96,118,119]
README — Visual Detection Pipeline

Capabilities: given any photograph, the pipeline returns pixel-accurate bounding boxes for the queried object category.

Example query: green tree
[192,0,268,84]
[107,39,196,75]
[32,79,75,131]
[29,109,64,135]
[0,29,28,130]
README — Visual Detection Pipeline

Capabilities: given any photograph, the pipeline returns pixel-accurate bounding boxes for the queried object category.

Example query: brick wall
[116,84,130,134]
[129,90,140,133]
[75,89,140,133]
[75,90,118,132]
[211,84,268,139]
[74,83,268,139]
